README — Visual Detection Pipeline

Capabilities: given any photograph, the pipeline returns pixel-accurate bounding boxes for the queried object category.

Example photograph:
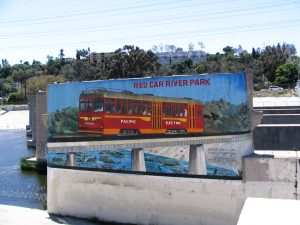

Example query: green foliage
[48,107,79,135]
[171,58,193,74]
[0,65,12,78]
[223,46,235,54]
[253,83,266,91]
[76,48,90,60]
[194,64,204,74]
[26,75,66,96]
[0,43,299,97]
[274,63,298,86]
[7,91,25,103]
[46,58,63,75]
[257,43,292,82]
[20,156,47,174]
[102,45,161,79]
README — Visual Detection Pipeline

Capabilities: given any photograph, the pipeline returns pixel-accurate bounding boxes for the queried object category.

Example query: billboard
[48,73,250,142]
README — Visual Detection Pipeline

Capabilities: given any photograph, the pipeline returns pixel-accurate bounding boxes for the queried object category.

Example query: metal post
[131,148,146,172]
[189,144,206,175]
[67,153,76,167]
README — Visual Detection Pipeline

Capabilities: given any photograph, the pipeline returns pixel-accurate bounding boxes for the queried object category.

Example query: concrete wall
[48,168,244,225]
[35,91,47,161]
[253,124,300,150]
[254,108,300,114]
[27,96,36,147]
[204,138,253,175]
[243,155,300,200]
[261,114,300,124]
[28,96,35,130]
[47,152,300,225]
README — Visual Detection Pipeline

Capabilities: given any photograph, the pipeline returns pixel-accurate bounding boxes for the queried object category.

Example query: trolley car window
[94,98,103,112]
[197,105,202,117]
[116,99,121,113]
[163,102,171,116]
[175,104,181,116]
[104,98,115,113]
[179,104,184,117]
[105,104,114,113]
[183,104,188,117]
[133,100,138,114]
[147,102,152,115]
[79,99,86,112]
[142,103,147,115]
[128,100,133,114]
[137,104,143,115]
[171,103,179,117]
[105,98,114,103]
[121,99,127,114]
[87,99,93,112]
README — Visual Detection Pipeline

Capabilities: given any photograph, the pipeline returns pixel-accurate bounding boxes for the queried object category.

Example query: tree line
[0,43,299,103]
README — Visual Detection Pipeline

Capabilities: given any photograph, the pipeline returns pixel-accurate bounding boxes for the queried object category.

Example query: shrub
[7,92,24,103]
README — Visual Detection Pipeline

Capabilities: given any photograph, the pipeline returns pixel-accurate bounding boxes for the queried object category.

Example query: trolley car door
[152,101,162,130]
[188,104,195,129]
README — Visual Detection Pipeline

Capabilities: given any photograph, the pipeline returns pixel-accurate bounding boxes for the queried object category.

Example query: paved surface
[254,150,300,158]
[237,198,300,225]
[0,204,106,225]
[253,97,300,107]
[0,110,28,130]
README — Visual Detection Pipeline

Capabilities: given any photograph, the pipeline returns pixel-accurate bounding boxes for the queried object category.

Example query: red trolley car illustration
[78,89,204,136]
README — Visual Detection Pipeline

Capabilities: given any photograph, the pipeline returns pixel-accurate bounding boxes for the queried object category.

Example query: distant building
[62,58,75,63]
[88,50,206,66]
[155,51,206,65]
[90,52,114,65]
[13,82,21,91]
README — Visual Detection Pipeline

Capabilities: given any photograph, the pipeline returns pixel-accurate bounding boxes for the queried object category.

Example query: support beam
[131,148,146,172]
[189,144,206,175]
[47,133,252,153]
[67,153,76,167]
[35,91,47,161]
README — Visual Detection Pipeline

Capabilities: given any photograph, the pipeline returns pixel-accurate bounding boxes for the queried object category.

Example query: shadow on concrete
[49,213,131,225]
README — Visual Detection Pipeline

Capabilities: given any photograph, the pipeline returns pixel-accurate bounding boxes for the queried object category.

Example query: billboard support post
[67,152,77,167]
[189,144,207,175]
[131,148,146,172]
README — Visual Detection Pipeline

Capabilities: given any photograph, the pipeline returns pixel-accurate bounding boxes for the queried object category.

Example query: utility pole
[298,62,300,81]
[24,77,27,100]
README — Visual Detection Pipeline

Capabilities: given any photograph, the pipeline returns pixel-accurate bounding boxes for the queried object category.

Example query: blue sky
[48,73,247,112]
[1,0,299,64]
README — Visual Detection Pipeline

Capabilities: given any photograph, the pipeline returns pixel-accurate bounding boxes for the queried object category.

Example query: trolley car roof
[80,89,203,104]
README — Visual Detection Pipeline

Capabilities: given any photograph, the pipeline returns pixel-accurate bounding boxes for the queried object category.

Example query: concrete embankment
[0,204,103,225]
[253,104,300,150]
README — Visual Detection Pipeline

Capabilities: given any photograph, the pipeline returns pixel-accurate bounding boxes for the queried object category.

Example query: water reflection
[0,130,47,209]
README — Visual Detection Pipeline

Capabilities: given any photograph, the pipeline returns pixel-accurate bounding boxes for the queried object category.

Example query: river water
[0,130,46,209]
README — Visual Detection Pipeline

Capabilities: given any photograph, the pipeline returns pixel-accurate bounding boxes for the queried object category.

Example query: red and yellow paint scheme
[78,90,204,136]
